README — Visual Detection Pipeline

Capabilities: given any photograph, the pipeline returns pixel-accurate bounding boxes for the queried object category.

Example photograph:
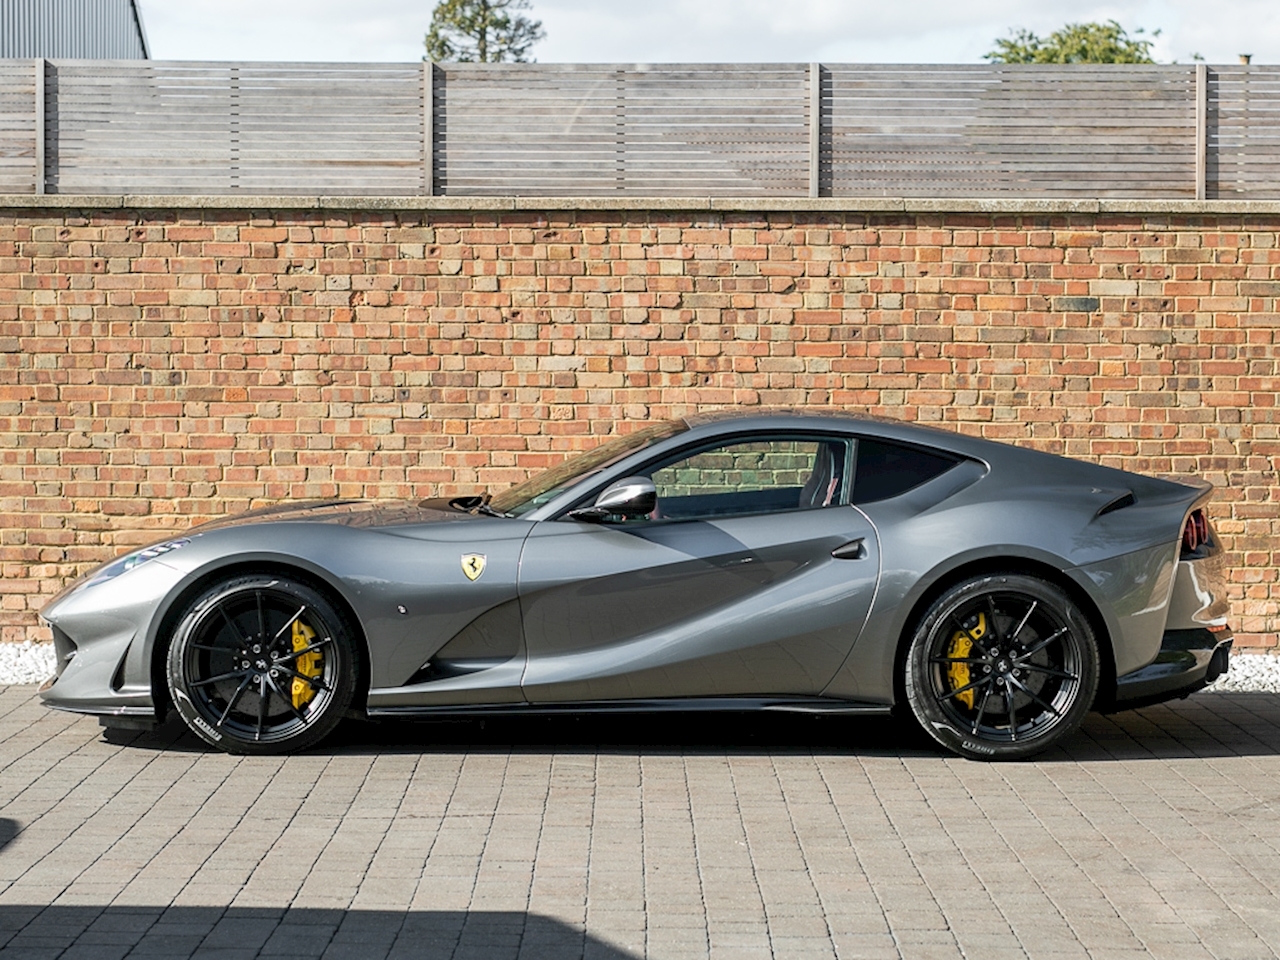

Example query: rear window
[852,438,958,504]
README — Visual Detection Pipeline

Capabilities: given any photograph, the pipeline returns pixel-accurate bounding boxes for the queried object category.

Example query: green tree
[985,20,1158,64]
[424,0,545,63]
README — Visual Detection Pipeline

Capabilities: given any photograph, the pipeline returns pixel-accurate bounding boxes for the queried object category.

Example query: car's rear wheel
[166,575,357,755]
[903,574,1099,760]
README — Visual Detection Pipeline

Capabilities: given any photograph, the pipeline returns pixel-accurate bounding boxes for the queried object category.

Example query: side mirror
[568,476,657,523]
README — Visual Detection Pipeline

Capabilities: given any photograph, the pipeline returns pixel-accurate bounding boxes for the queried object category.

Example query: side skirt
[366,696,893,720]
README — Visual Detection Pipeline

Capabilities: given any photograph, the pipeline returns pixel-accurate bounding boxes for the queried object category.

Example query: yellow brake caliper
[291,619,323,710]
[946,612,986,709]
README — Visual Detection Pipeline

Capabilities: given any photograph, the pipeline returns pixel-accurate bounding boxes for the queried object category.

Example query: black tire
[166,575,358,755]
[903,574,1099,761]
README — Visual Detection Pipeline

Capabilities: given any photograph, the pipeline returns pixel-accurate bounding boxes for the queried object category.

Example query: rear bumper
[1110,628,1232,711]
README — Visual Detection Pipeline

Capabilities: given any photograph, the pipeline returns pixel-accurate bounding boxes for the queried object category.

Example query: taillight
[1182,509,1209,555]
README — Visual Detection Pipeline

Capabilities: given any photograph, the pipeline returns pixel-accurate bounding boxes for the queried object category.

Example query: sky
[136,0,1276,65]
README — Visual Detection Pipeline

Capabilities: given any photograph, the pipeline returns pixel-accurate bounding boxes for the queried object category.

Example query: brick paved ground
[1,686,1279,959]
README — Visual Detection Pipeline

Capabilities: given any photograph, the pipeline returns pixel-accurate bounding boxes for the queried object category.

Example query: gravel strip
[2,642,1279,692]
[1206,651,1280,693]
[0,641,56,685]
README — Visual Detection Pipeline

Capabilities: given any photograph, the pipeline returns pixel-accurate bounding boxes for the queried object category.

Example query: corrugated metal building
[0,0,149,59]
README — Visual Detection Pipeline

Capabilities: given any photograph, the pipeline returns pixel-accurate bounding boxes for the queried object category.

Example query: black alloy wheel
[904,574,1099,760]
[167,575,358,755]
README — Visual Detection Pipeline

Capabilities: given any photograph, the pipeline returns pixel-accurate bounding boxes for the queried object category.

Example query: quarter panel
[822,472,1195,704]
[1073,543,1179,675]
[820,468,1180,703]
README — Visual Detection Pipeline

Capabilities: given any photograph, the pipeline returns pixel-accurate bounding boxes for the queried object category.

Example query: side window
[851,438,958,504]
[645,437,850,521]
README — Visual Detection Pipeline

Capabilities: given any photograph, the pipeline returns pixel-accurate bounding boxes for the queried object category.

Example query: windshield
[489,420,687,517]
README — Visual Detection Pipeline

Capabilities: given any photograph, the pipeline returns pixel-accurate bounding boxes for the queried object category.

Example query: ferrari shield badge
[461,553,487,581]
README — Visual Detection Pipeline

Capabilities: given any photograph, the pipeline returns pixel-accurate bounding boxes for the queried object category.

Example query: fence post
[1195,62,1207,201]
[423,61,435,197]
[34,58,45,196]
[808,62,821,198]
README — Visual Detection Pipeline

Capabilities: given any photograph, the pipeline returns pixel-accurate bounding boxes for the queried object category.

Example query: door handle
[831,538,866,560]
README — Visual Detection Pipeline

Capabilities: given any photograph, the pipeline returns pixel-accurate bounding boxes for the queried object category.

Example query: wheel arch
[148,558,372,720]
[890,555,1116,713]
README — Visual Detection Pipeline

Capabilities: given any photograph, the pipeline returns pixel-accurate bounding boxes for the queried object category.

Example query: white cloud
[136,0,1278,65]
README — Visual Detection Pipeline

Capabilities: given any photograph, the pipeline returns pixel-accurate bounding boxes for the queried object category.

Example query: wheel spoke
[274,663,331,692]
[935,674,995,704]
[256,591,268,642]
[191,669,249,689]
[1007,679,1019,741]
[1008,674,1062,718]
[272,605,308,643]
[1018,662,1077,682]
[265,673,308,725]
[191,642,232,653]
[985,595,1005,645]
[217,673,254,727]
[929,656,988,666]
[1009,601,1038,646]
[1017,627,1069,661]
[218,606,247,645]
[276,637,333,662]
[971,683,994,736]
[255,674,269,741]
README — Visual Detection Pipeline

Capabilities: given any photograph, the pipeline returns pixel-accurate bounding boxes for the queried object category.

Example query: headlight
[80,539,191,590]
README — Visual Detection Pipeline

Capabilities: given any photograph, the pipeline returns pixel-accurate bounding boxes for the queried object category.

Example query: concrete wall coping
[7,194,1280,215]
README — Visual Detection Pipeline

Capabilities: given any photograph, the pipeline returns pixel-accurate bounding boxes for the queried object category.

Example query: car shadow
[0,905,641,959]
[1064,691,1280,762]
[106,692,1280,761]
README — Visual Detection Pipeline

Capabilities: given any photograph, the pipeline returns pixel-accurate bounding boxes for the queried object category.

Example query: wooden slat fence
[0,60,37,193]
[435,63,810,197]
[2,60,1280,198]
[1210,66,1280,198]
[47,61,425,195]
[827,65,1196,198]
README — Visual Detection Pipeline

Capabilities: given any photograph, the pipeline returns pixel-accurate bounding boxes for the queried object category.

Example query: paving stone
[2,689,1280,958]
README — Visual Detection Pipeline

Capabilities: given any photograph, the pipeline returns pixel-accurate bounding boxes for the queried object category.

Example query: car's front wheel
[166,575,358,755]
[903,574,1099,760]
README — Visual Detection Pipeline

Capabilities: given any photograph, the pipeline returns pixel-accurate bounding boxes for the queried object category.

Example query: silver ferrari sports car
[38,411,1232,760]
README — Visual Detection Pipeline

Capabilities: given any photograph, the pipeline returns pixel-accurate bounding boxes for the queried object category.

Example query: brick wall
[1,202,1277,649]
[652,441,820,498]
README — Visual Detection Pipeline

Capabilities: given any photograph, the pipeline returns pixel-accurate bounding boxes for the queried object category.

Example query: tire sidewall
[166,575,357,755]
[904,574,1099,761]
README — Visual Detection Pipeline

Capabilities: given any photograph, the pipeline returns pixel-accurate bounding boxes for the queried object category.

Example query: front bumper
[1110,628,1232,711]
[37,559,187,721]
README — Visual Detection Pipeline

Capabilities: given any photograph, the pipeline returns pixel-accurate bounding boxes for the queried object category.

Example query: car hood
[189,498,482,532]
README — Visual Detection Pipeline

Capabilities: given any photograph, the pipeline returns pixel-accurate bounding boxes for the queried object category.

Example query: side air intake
[1096,492,1136,517]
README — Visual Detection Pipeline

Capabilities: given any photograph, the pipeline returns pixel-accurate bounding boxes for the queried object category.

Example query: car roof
[678,408,986,457]
[674,409,1197,494]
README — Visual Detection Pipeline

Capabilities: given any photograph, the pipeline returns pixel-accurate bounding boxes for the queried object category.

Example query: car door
[517,434,881,702]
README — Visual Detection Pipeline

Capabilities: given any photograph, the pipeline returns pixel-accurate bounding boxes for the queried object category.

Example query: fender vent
[1096,492,1136,517]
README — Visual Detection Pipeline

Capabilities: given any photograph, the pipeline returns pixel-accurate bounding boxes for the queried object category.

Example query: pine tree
[424,0,545,63]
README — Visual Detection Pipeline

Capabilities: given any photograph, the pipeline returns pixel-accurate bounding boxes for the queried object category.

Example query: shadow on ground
[0,821,631,960]
[103,691,1280,762]
[0,905,639,960]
